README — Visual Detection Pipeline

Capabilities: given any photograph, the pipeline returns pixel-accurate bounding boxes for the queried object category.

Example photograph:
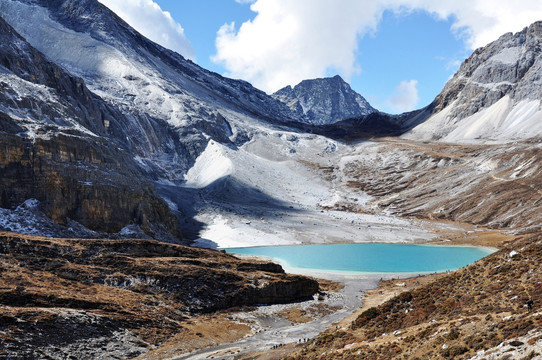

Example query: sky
[98,0,542,114]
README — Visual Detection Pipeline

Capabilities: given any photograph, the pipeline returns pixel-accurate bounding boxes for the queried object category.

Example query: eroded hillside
[0,232,318,359]
[325,139,542,234]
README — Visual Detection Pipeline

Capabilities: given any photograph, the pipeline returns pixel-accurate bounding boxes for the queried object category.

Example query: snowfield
[183,140,233,188]
[180,131,436,249]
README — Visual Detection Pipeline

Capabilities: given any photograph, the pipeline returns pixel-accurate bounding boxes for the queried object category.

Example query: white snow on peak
[489,47,521,65]
[183,140,233,188]
[444,96,513,142]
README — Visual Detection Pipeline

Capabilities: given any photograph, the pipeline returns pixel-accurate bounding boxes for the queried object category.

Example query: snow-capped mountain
[0,0,319,241]
[0,0,307,177]
[273,75,376,125]
[406,21,542,143]
[2,0,542,246]
[0,13,181,241]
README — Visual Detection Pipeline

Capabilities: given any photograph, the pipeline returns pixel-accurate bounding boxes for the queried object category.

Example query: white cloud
[98,0,195,61]
[213,0,542,93]
[213,0,383,93]
[388,80,419,113]
[397,0,542,49]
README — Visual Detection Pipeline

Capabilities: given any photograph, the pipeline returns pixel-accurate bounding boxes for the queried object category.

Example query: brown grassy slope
[284,234,542,359]
[0,232,318,359]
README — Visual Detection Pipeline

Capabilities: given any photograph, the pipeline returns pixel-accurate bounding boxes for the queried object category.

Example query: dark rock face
[432,21,542,120]
[0,16,182,241]
[273,75,376,125]
[0,125,181,241]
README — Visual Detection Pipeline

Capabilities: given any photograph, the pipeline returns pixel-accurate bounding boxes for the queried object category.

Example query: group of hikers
[271,338,310,350]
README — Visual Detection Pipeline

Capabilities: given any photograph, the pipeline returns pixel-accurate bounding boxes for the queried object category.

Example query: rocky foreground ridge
[0,232,318,359]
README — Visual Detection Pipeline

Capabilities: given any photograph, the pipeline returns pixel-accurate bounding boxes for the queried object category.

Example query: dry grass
[0,232,318,359]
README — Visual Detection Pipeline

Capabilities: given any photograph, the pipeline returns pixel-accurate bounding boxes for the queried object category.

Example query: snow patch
[119,225,139,236]
[443,96,512,142]
[161,197,178,211]
[0,199,54,236]
[407,96,542,143]
[183,140,233,188]
[196,215,300,249]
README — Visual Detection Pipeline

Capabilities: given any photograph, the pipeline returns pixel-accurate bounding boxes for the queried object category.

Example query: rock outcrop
[0,130,180,239]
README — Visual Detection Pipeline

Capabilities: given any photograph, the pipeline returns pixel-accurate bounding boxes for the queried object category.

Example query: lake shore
[170,265,443,360]
[172,224,511,359]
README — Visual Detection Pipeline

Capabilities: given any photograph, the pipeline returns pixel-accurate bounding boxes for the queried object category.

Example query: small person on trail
[526,299,534,312]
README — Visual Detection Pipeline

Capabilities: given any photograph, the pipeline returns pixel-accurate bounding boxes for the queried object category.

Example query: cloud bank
[98,0,195,61]
[213,0,542,93]
[388,80,419,113]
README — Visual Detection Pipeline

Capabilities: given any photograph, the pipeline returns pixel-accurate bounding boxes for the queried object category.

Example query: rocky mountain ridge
[0,0,305,176]
[406,21,542,142]
[273,75,376,125]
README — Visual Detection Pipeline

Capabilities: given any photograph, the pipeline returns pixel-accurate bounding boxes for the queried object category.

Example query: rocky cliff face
[0,15,181,241]
[0,130,181,239]
[273,75,376,125]
[407,21,542,142]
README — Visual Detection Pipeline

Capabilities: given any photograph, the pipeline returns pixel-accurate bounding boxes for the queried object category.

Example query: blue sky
[99,0,542,114]
[158,3,468,112]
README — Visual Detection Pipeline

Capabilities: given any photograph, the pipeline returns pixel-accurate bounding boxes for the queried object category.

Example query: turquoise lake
[225,243,494,274]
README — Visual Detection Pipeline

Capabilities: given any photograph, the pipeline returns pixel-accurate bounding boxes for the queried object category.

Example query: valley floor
[159,135,541,359]
[170,268,418,360]
[164,229,511,360]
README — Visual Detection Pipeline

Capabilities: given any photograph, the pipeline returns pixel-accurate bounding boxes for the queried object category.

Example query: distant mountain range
[1,0,542,240]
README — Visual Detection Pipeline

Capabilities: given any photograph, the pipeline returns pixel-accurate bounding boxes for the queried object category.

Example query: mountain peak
[406,19,542,142]
[272,75,376,125]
